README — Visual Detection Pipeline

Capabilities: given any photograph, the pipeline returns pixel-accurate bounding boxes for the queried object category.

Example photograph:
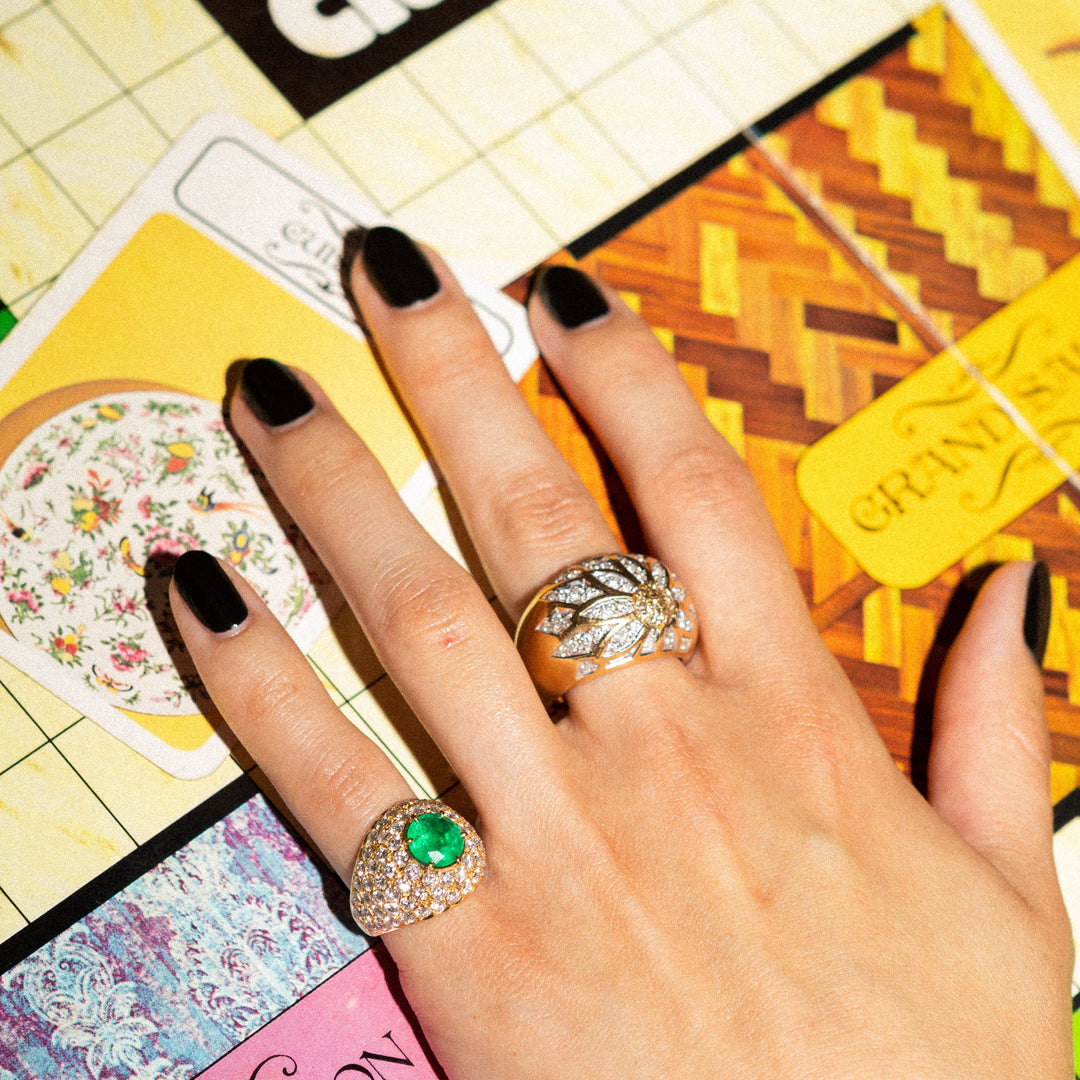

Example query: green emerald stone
[406,813,464,868]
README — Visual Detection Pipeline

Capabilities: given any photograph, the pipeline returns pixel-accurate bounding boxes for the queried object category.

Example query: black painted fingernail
[240,358,314,428]
[533,265,610,329]
[360,225,440,308]
[173,550,248,634]
[1024,560,1051,666]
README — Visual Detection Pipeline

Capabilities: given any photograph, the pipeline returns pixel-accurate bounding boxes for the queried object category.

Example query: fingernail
[533,265,610,329]
[173,550,248,634]
[360,225,440,308]
[240,358,314,428]
[1024,561,1051,666]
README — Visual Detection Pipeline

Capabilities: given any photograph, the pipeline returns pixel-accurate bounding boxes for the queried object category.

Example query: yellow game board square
[0,6,118,147]
[307,607,384,704]
[0,123,21,169]
[497,0,652,94]
[0,681,46,773]
[0,653,81,739]
[402,10,563,150]
[625,0,715,35]
[579,48,740,185]
[345,678,455,799]
[278,126,377,206]
[667,0,824,128]
[132,36,300,141]
[0,0,36,25]
[0,154,94,302]
[33,96,168,226]
[53,720,242,844]
[768,0,909,70]
[308,66,473,211]
[51,0,220,86]
[394,158,556,286]
[488,102,647,246]
[0,889,27,944]
[0,743,135,921]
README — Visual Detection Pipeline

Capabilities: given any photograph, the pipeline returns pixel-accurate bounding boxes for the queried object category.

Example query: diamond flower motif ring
[515,554,698,701]
[350,799,486,936]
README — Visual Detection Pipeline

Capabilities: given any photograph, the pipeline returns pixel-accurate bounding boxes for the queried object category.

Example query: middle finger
[350,226,618,616]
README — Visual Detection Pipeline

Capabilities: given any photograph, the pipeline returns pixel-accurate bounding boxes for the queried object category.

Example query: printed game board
[5,1,1080,1077]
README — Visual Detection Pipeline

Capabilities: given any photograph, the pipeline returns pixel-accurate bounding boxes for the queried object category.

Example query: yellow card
[796,253,1080,589]
[0,213,424,776]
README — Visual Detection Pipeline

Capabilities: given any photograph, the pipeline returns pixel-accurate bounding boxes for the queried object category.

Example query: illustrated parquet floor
[511,9,1080,780]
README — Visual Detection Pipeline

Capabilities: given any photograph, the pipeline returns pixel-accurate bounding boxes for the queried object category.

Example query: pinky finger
[169,550,413,881]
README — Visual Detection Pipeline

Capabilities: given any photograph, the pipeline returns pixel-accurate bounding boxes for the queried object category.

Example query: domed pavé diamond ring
[515,554,698,702]
[350,800,485,936]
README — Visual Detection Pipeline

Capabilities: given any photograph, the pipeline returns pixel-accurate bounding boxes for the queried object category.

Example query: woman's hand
[169,226,1074,1079]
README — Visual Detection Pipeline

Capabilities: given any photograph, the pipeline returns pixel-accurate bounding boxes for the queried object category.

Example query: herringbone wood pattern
[507,10,1080,784]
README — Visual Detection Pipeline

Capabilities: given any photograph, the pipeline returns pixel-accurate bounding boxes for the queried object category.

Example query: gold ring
[515,554,697,701]
[349,799,485,936]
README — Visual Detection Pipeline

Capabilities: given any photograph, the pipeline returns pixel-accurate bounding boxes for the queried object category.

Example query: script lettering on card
[797,255,1080,588]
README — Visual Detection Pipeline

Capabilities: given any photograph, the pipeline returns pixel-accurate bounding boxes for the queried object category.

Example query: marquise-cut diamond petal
[579,596,635,621]
[546,580,603,605]
[552,624,608,658]
[537,607,575,636]
[640,628,659,654]
[651,561,669,587]
[576,658,599,679]
[602,618,645,656]
[619,556,649,582]
[676,610,694,631]
[592,570,636,592]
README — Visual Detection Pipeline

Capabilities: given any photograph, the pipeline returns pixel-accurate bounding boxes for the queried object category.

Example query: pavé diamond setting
[350,800,485,936]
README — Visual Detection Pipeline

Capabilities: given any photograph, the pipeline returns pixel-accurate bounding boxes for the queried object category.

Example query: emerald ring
[349,799,485,936]
[515,554,698,702]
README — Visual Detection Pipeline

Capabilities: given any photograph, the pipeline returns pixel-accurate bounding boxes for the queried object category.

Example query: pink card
[196,947,443,1079]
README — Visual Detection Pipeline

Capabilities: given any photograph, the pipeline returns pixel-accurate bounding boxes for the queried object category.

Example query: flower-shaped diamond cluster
[534,555,697,681]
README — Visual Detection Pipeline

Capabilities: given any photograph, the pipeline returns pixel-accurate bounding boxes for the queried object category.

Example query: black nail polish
[173,550,248,634]
[240,358,314,428]
[1024,560,1051,666]
[534,265,610,329]
[360,225,440,308]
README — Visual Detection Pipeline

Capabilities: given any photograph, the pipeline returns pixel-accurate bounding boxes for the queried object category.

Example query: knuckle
[287,436,374,510]
[645,440,760,522]
[371,559,483,654]
[309,751,372,823]
[236,659,311,726]
[491,467,602,559]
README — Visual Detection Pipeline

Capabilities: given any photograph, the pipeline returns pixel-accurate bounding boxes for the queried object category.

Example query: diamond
[651,561,669,587]
[676,610,694,632]
[592,570,636,592]
[546,580,603,605]
[406,813,465,868]
[618,556,649,582]
[602,618,645,657]
[552,624,608,658]
[632,583,676,630]
[579,596,634,621]
[537,607,575,636]
[576,658,599,679]
[662,627,677,651]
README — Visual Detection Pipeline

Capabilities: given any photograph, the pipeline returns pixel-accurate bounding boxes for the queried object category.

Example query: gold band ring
[350,799,485,936]
[515,554,698,701]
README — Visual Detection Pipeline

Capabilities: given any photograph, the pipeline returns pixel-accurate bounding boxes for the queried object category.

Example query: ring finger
[349,227,618,616]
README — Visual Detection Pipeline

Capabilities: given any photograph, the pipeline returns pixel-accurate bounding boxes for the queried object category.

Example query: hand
[169,226,1074,1079]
